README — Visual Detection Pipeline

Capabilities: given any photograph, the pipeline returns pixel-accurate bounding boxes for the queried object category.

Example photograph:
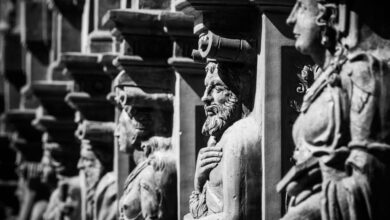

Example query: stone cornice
[61,53,113,96]
[65,92,114,121]
[168,57,205,75]
[31,81,74,118]
[113,56,173,91]
[32,114,77,144]
[4,109,42,141]
[75,120,115,145]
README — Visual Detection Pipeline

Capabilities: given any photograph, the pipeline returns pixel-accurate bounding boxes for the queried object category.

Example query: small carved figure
[15,160,51,220]
[185,61,261,220]
[76,121,117,220]
[279,0,390,219]
[11,137,51,220]
[42,141,82,220]
[119,137,176,220]
[115,89,176,220]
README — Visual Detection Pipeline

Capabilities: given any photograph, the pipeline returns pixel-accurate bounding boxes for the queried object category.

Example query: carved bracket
[75,120,114,145]
[65,92,115,121]
[61,53,113,96]
[192,30,256,63]
[31,81,74,118]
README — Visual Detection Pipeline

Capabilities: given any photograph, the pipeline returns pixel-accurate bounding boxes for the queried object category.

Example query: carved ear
[316,4,338,27]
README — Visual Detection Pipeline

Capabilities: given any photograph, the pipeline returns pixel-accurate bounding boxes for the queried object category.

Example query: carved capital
[31,81,74,118]
[117,86,173,111]
[32,115,77,143]
[61,53,113,96]
[192,30,255,63]
[65,92,114,121]
[75,120,115,145]
[4,110,42,142]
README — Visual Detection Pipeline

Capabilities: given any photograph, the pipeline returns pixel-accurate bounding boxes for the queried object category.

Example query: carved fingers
[194,146,223,192]
[199,147,222,160]
[286,167,321,205]
[199,147,222,170]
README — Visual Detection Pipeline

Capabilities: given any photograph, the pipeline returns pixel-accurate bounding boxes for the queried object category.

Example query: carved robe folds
[282,52,390,220]
[189,117,261,219]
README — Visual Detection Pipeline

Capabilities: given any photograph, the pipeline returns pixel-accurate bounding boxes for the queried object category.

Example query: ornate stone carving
[30,82,82,220]
[192,31,255,64]
[113,69,177,220]
[184,60,261,220]
[76,120,116,220]
[4,110,50,220]
[278,0,390,219]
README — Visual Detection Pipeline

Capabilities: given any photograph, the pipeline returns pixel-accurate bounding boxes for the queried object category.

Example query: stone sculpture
[114,73,177,220]
[15,155,50,220]
[42,137,82,220]
[278,0,390,219]
[185,60,261,220]
[76,121,117,220]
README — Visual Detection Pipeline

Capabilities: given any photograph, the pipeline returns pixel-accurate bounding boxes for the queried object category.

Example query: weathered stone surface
[31,81,74,118]
[279,1,390,220]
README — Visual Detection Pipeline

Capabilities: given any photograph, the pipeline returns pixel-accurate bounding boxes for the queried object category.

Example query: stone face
[278,1,390,220]
[3,0,390,220]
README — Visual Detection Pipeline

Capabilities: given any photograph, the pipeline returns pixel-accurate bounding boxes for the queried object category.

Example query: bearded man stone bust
[114,76,177,220]
[76,121,117,220]
[186,61,261,220]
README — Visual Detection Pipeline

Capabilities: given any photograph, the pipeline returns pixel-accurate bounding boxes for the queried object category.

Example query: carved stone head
[201,61,252,137]
[286,0,364,59]
[115,105,170,154]
[116,107,152,153]
[75,121,114,188]
[40,149,57,187]
[44,141,79,177]
[286,0,326,56]
[77,140,108,188]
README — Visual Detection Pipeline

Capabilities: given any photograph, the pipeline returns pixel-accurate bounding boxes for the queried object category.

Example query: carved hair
[206,61,254,114]
[315,1,339,51]
[141,136,172,157]
[201,90,240,136]
[147,150,177,219]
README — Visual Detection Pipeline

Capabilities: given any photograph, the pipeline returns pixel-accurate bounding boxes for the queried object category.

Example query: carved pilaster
[50,0,84,30]
[20,0,51,65]
[175,2,262,220]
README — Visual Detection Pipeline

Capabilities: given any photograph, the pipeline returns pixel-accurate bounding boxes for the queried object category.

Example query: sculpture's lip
[204,105,217,116]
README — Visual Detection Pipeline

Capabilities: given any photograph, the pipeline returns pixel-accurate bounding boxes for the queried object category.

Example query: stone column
[163,4,204,218]
[103,5,176,196]
[1,1,55,219]
[251,1,313,219]
[177,1,262,219]
[104,4,179,219]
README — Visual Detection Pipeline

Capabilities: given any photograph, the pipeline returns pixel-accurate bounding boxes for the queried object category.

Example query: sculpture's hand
[194,136,222,192]
[286,167,321,205]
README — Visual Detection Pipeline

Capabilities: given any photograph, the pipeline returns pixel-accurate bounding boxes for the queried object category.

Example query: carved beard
[202,92,240,136]
[84,165,103,190]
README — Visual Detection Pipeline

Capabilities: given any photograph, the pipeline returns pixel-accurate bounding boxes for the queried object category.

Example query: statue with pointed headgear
[184,27,261,219]
[113,69,177,220]
[75,120,117,220]
[41,132,82,220]
[278,0,390,219]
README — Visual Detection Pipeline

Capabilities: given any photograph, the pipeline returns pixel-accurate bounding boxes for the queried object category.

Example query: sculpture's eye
[214,86,225,93]
[141,182,152,192]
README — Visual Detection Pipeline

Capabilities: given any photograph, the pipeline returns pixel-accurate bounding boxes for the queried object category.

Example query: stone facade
[0,0,389,220]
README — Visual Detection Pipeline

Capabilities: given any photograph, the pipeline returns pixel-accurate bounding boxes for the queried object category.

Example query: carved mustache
[204,104,219,116]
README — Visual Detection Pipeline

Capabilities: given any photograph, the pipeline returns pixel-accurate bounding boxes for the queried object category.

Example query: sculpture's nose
[77,158,83,170]
[201,90,212,105]
[286,3,298,26]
